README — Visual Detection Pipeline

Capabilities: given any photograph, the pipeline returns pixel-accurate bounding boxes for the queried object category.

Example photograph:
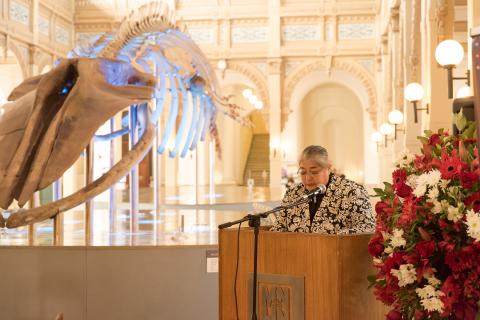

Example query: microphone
[302,184,327,199]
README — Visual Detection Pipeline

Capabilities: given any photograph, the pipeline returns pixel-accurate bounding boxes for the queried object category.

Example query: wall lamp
[217,59,227,78]
[371,131,382,151]
[379,123,394,147]
[242,88,264,110]
[435,39,471,99]
[270,138,280,158]
[388,109,405,139]
[404,82,429,123]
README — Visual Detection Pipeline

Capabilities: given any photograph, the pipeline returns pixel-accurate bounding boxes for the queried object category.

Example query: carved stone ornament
[435,0,448,41]
[268,59,282,75]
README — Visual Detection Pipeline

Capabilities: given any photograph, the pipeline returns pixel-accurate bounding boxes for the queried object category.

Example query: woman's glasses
[297,169,323,177]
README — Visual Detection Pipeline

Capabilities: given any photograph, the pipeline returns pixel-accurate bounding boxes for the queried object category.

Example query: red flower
[374,282,398,305]
[415,240,435,259]
[453,301,478,320]
[429,133,442,146]
[471,147,480,173]
[368,233,384,257]
[441,276,461,314]
[397,196,417,227]
[392,169,413,198]
[438,149,466,180]
[383,252,405,276]
[464,272,480,300]
[414,154,433,171]
[445,246,475,273]
[461,170,479,189]
[465,191,480,212]
[386,309,402,320]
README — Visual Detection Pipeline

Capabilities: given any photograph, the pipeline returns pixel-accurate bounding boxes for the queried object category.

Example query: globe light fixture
[270,138,280,158]
[379,123,393,136]
[379,123,394,147]
[254,100,263,110]
[435,40,464,67]
[242,88,253,98]
[404,83,424,102]
[248,94,258,104]
[456,85,472,99]
[388,110,404,124]
[434,39,470,99]
[404,82,429,123]
[388,110,405,139]
[371,131,382,143]
[217,59,227,70]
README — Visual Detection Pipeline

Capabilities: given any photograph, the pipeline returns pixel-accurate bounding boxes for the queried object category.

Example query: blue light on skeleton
[157,66,178,155]
[180,94,198,157]
[169,67,190,158]
[190,96,205,150]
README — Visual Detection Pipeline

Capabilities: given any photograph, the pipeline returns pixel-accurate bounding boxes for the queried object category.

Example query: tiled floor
[0,185,284,246]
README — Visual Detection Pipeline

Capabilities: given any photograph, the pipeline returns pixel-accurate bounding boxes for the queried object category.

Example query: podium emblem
[249,273,305,320]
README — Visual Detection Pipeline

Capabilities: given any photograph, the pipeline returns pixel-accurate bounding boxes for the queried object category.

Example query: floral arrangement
[368,112,480,320]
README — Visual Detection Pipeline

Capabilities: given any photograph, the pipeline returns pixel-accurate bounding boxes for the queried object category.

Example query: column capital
[267,58,282,75]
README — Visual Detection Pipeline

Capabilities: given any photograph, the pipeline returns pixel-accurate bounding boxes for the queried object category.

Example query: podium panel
[219,228,388,320]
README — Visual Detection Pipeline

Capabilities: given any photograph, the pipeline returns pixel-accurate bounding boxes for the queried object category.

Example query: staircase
[243,134,270,186]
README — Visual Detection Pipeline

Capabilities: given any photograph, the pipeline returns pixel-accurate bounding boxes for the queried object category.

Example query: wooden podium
[219,228,387,320]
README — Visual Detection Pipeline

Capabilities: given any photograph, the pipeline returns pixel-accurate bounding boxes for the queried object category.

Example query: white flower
[384,246,393,254]
[395,150,415,167]
[416,284,445,313]
[381,231,391,241]
[413,170,442,197]
[415,285,437,299]
[427,187,439,202]
[447,206,463,222]
[465,209,480,241]
[413,184,427,197]
[439,179,450,190]
[424,170,441,186]
[420,297,444,313]
[432,200,449,214]
[390,228,406,248]
[406,175,418,189]
[426,275,441,287]
[391,264,416,287]
[447,186,461,199]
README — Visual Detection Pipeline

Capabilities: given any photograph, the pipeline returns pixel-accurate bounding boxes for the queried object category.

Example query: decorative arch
[7,40,29,79]
[283,58,377,129]
[225,61,270,113]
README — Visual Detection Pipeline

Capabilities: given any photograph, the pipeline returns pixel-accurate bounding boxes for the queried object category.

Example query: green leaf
[462,121,477,140]
[454,110,468,132]
[384,182,393,194]
[418,136,429,145]
[367,274,378,288]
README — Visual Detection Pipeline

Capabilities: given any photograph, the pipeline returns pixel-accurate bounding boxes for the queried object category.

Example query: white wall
[298,83,364,183]
[282,69,379,185]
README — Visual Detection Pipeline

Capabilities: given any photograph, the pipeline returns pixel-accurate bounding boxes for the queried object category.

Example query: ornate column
[403,0,422,153]
[267,0,282,187]
[424,0,454,132]
[267,58,282,187]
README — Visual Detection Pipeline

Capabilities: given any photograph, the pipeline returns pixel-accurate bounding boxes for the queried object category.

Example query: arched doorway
[298,83,365,183]
[214,83,264,185]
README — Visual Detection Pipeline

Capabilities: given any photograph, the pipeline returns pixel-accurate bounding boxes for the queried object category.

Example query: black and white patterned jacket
[270,175,375,234]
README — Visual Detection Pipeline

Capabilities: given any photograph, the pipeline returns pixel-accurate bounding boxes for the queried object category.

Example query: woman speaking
[271,145,375,234]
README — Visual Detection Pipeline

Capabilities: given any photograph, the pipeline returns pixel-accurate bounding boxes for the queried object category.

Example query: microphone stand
[218,195,314,320]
